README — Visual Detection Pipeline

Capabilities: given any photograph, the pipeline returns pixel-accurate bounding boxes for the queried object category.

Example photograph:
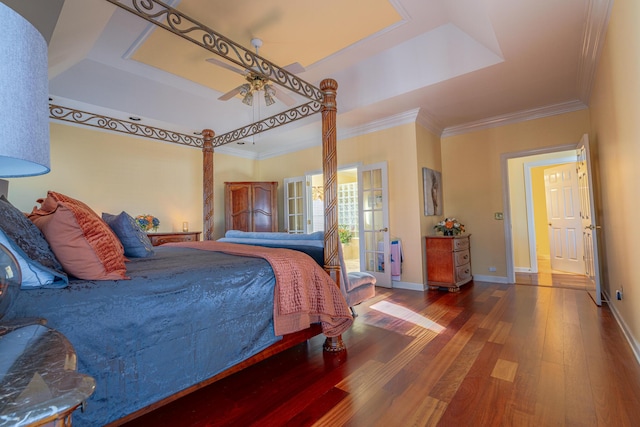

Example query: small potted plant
[135,214,160,232]
[434,217,465,236]
[338,225,354,244]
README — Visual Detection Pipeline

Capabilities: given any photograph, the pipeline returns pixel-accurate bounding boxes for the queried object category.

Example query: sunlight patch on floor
[370,301,445,333]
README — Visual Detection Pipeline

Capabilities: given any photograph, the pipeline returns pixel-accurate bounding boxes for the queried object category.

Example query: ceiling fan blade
[273,87,296,106]
[218,86,243,101]
[283,62,305,74]
[206,57,247,75]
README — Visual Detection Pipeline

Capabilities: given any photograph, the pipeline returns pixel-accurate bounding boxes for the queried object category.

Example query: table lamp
[0,2,50,178]
[0,2,50,317]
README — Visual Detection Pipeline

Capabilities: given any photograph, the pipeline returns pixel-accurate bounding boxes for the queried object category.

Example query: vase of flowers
[136,214,160,232]
[434,217,465,236]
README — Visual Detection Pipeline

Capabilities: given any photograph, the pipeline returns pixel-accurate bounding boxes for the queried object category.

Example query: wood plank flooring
[515,257,591,290]
[122,282,640,426]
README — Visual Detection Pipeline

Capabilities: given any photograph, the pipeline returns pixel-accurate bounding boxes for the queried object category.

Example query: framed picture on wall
[423,167,443,216]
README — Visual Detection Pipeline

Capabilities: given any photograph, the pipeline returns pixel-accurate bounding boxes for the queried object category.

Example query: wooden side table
[425,234,472,292]
[147,231,202,246]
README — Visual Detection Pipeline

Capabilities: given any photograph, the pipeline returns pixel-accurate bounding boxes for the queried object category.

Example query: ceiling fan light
[239,83,251,96]
[242,91,253,106]
[264,84,275,97]
[264,92,275,106]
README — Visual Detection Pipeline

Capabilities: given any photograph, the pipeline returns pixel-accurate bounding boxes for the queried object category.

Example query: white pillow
[0,230,55,288]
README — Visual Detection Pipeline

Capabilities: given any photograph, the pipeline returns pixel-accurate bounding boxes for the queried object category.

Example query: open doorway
[507,150,590,290]
[308,168,361,273]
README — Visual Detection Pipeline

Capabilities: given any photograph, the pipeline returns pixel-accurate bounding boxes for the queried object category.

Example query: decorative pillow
[0,195,67,279]
[0,229,67,289]
[29,191,128,280]
[102,211,155,258]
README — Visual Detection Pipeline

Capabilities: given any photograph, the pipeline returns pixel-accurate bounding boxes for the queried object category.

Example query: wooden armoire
[224,182,278,232]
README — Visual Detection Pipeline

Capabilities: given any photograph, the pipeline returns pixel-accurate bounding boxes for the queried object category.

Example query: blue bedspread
[5,246,281,426]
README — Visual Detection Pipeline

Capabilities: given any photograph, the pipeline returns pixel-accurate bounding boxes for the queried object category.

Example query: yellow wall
[259,123,429,285]
[589,0,640,347]
[8,123,260,240]
[9,123,204,233]
[441,109,591,279]
[416,123,443,284]
[211,152,258,239]
[507,156,530,269]
[531,166,550,259]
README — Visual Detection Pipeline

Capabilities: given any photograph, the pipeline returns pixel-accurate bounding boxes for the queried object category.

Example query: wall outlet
[494,212,504,220]
[489,267,497,272]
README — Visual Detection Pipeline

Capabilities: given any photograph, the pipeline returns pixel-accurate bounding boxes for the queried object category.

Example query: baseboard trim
[392,281,426,291]
[604,292,640,365]
[472,274,510,284]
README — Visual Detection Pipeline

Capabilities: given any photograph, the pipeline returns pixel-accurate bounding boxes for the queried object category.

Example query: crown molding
[339,109,421,140]
[416,108,444,135]
[577,0,613,104]
[441,100,588,138]
[215,144,259,160]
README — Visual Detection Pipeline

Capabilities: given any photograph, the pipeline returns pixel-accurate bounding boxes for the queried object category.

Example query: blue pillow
[0,229,67,289]
[102,211,155,258]
[0,195,67,283]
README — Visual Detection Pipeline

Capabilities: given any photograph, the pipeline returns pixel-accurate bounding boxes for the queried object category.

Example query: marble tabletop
[0,323,95,426]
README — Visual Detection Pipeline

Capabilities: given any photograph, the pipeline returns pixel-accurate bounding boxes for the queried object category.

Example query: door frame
[501,143,578,283]
[522,155,577,273]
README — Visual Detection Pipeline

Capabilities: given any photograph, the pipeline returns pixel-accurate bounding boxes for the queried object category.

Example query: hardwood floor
[515,257,591,290]
[123,282,640,426]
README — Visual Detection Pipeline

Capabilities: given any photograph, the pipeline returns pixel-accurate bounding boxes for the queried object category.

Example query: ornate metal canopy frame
[103,0,323,146]
[54,1,345,352]
[49,104,204,147]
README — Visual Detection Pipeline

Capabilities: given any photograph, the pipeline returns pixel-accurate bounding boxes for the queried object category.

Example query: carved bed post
[202,129,215,241]
[320,79,345,353]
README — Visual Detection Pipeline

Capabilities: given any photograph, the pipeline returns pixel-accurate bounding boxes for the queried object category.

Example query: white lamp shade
[0,3,50,177]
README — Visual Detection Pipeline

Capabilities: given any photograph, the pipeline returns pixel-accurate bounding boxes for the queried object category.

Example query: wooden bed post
[320,79,345,353]
[202,129,215,241]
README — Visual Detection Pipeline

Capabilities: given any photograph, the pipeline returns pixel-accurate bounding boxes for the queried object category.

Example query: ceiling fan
[208,38,303,107]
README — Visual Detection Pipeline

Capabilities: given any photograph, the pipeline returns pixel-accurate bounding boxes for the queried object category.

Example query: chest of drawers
[425,235,472,292]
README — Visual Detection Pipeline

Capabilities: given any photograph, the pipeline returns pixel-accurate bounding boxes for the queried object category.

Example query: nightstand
[147,231,201,246]
[0,324,96,426]
[425,234,472,292]
[0,243,96,426]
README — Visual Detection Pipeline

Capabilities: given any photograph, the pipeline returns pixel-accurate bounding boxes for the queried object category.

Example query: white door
[283,176,308,233]
[577,134,602,306]
[544,164,585,274]
[359,162,391,288]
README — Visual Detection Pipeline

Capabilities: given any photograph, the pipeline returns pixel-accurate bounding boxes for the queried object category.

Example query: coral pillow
[29,191,128,280]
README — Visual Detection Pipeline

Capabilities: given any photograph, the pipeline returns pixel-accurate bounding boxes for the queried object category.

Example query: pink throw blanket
[165,241,353,337]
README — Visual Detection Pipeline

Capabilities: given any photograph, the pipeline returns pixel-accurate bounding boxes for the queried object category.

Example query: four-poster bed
[6,1,351,425]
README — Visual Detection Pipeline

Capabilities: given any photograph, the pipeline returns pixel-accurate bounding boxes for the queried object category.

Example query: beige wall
[589,0,640,347]
[441,109,591,279]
